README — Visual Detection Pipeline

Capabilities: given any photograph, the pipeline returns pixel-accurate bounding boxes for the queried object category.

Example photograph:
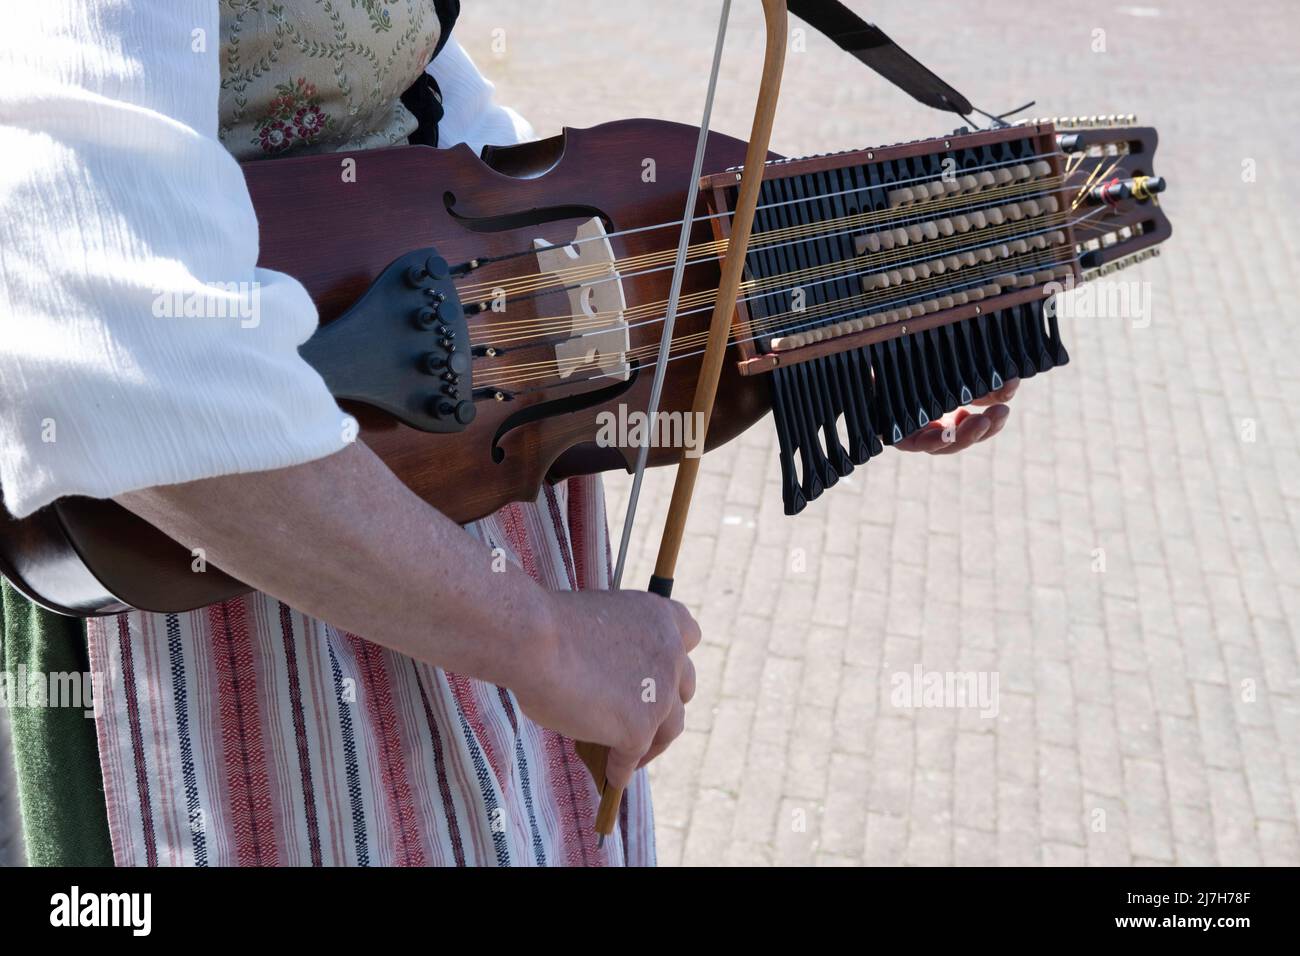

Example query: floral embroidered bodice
[218,1,442,160]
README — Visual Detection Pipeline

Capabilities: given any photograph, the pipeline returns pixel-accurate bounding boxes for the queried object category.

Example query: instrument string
[465,157,1096,329]
[471,188,1072,346]
[473,203,1109,390]
[462,177,1064,301]
[462,179,1071,335]
[1072,154,1126,209]
[475,212,1080,384]
[475,240,1084,390]
[479,250,1074,390]
[458,148,1068,281]
[456,149,1070,296]
[479,246,1084,396]
[458,168,1071,300]
[475,209,1073,360]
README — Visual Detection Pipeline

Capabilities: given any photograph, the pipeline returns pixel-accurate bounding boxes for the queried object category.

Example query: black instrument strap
[787,0,974,116]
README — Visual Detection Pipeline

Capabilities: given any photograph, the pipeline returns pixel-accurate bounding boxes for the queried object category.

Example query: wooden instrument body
[0,117,1171,617]
[0,120,775,615]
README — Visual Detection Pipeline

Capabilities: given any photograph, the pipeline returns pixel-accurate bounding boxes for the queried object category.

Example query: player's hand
[894,378,1020,455]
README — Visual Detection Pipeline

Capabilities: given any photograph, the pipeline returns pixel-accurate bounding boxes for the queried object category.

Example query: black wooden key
[845,348,883,458]
[972,312,1003,391]
[987,308,1020,383]
[1041,297,1071,367]
[812,357,853,478]
[795,363,838,494]
[867,341,903,444]
[954,319,988,399]
[770,370,807,515]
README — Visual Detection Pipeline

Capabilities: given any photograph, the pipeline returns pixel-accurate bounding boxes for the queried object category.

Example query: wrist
[494,579,566,698]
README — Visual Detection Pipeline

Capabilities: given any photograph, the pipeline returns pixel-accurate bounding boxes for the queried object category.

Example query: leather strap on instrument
[786,0,973,116]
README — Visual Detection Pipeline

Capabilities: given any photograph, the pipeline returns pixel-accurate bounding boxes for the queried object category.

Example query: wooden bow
[575,0,788,847]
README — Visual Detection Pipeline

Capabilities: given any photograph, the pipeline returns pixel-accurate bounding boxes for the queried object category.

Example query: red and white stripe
[86,478,655,867]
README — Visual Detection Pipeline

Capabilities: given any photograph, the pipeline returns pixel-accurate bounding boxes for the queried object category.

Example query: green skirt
[0,581,112,865]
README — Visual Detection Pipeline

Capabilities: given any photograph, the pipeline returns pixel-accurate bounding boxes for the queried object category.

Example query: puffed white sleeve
[0,1,354,519]
[428,38,537,153]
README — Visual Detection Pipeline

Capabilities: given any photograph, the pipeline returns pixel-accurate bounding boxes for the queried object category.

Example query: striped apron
[88,477,654,866]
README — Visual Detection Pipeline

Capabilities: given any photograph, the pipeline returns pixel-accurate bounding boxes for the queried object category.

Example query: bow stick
[575,0,788,847]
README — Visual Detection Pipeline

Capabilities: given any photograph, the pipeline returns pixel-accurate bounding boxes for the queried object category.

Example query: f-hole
[490,361,640,464]
[443,191,613,234]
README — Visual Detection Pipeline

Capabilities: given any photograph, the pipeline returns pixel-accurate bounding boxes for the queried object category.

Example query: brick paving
[459,0,1300,865]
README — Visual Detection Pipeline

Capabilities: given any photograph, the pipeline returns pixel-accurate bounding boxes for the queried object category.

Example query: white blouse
[0,2,530,519]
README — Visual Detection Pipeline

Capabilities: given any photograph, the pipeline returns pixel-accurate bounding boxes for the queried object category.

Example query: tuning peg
[1084,174,1166,206]
[429,396,476,425]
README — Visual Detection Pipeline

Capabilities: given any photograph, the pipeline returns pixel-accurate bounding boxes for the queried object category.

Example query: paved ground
[459,0,1300,865]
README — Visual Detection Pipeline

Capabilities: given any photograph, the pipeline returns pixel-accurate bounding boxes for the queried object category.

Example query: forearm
[115,441,554,691]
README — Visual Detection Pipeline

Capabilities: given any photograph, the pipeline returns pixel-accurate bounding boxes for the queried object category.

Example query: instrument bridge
[533,217,631,382]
